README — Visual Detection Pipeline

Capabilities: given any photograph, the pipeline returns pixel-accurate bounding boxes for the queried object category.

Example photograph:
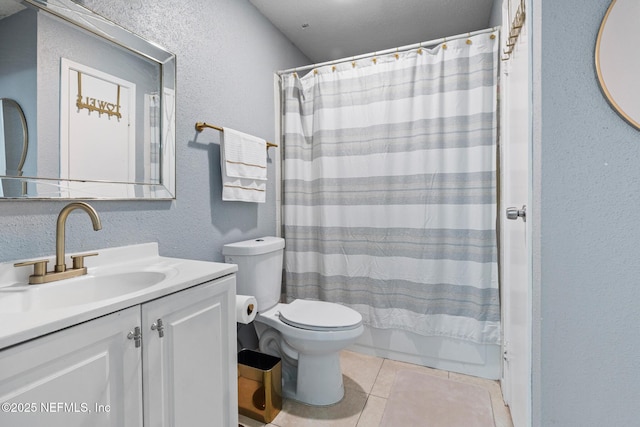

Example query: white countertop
[0,243,237,349]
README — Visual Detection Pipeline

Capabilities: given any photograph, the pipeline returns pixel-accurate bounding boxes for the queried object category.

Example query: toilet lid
[278,299,362,331]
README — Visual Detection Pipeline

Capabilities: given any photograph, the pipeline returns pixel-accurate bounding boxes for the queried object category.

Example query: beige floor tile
[270,387,367,427]
[380,370,495,427]
[239,413,268,427]
[493,404,514,427]
[489,391,514,427]
[449,372,514,427]
[340,350,384,394]
[356,395,387,427]
[449,371,501,392]
[370,358,448,399]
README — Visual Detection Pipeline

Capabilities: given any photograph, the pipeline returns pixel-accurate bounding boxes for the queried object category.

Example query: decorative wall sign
[75,71,122,119]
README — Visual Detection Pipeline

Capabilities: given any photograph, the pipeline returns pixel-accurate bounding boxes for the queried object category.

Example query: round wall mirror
[595,0,640,130]
[0,98,28,197]
[0,98,28,177]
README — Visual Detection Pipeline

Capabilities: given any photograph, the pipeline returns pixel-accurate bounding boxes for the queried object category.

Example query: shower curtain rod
[277,26,499,76]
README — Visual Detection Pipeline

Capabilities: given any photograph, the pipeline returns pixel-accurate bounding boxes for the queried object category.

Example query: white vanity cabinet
[0,274,237,427]
[142,274,237,427]
[0,306,143,427]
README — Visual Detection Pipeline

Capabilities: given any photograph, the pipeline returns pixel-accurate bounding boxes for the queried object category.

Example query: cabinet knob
[151,319,165,338]
[127,326,142,348]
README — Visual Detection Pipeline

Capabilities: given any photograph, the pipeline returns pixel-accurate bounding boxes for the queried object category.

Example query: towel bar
[195,122,278,148]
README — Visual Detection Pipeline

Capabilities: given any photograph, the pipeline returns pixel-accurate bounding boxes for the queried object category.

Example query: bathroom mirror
[595,0,640,130]
[0,0,176,199]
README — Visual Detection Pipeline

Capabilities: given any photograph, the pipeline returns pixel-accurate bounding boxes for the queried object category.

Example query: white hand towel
[221,179,266,203]
[220,128,267,203]
[222,128,267,180]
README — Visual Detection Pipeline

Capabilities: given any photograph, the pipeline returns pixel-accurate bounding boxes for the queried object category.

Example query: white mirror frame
[0,0,176,199]
[595,0,640,131]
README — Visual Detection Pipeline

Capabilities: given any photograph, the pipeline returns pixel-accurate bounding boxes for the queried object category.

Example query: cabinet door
[142,275,237,427]
[0,307,143,427]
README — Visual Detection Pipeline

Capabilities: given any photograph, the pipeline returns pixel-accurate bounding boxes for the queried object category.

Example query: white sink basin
[0,271,167,312]
[0,243,238,350]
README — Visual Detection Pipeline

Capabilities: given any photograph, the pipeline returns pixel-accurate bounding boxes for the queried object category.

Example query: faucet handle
[14,259,49,278]
[71,252,99,269]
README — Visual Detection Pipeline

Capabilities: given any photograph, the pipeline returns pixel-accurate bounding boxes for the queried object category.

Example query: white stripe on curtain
[281,31,500,345]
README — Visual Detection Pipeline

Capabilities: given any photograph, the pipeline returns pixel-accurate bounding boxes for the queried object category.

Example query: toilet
[223,236,364,406]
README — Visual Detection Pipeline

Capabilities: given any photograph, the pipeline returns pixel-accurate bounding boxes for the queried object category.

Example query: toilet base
[283,352,345,406]
[255,304,364,406]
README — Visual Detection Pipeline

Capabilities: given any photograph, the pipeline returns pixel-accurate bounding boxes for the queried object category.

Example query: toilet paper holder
[236,295,258,324]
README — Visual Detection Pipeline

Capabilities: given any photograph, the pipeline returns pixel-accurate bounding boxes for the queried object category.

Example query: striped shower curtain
[281,31,500,345]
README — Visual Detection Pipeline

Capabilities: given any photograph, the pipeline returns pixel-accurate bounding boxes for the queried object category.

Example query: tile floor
[239,350,514,427]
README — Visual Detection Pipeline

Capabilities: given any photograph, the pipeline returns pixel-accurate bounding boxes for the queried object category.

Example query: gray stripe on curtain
[284,226,497,263]
[284,172,496,206]
[287,272,500,322]
[283,114,496,160]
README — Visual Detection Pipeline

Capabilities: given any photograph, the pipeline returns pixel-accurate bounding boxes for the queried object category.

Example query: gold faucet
[14,202,102,284]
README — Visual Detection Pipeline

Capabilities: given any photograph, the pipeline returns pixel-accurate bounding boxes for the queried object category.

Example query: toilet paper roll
[236,295,257,324]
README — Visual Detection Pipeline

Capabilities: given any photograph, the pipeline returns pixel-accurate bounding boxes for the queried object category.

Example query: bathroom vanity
[0,243,238,427]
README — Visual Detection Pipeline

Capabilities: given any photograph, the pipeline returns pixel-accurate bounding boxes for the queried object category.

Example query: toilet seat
[278,299,362,331]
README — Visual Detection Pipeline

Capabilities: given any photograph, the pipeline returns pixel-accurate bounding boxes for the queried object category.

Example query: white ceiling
[249,0,496,64]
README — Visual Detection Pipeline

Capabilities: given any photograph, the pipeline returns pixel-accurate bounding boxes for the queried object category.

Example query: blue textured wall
[489,0,502,27]
[0,0,309,263]
[535,0,640,425]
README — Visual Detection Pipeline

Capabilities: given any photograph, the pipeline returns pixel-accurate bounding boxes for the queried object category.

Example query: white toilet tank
[222,237,285,312]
